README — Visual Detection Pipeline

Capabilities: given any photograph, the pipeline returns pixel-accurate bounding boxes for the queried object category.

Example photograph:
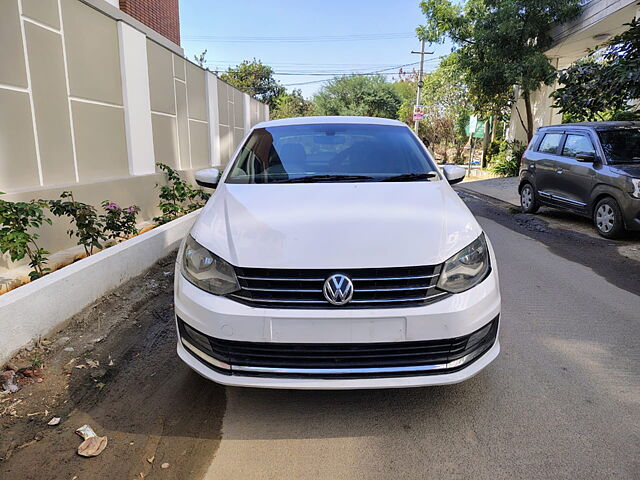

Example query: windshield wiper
[380,172,438,182]
[274,174,375,183]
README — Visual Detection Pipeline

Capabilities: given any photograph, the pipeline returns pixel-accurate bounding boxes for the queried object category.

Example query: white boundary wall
[0,210,200,364]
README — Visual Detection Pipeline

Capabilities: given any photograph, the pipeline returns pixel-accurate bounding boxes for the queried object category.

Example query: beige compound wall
[0,0,268,269]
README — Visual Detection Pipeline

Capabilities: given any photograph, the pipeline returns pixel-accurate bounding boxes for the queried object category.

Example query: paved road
[203,198,640,480]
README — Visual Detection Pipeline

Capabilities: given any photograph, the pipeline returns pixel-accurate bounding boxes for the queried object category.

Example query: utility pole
[411,39,433,133]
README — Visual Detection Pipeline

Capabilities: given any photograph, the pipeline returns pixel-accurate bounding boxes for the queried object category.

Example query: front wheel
[593,197,625,239]
[520,183,539,213]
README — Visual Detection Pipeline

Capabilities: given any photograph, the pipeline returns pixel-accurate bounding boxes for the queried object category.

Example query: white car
[174,116,501,389]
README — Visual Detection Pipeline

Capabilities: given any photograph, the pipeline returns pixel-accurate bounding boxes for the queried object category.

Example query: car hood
[608,164,640,178]
[190,181,482,269]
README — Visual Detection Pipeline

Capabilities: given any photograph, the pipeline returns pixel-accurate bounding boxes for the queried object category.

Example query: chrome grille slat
[356,285,435,292]
[350,292,448,304]
[353,274,438,281]
[237,276,325,282]
[243,287,322,293]
[229,295,327,304]
[230,264,450,309]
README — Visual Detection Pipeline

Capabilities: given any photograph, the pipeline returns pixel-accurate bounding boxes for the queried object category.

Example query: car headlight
[631,178,640,199]
[180,235,239,295]
[437,234,490,293]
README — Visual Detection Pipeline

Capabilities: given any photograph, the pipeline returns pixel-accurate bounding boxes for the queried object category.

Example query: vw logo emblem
[323,274,354,305]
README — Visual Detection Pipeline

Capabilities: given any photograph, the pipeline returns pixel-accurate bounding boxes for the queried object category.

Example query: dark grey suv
[519,122,640,238]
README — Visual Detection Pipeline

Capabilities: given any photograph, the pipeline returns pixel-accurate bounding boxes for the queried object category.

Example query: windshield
[226,123,439,183]
[598,128,640,164]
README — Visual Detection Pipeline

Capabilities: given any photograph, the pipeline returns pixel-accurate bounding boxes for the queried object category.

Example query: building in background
[0,0,268,270]
[508,0,639,143]
[116,0,181,46]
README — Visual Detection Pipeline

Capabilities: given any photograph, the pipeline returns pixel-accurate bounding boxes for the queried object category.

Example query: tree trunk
[523,91,534,143]
[481,118,491,169]
[490,115,497,143]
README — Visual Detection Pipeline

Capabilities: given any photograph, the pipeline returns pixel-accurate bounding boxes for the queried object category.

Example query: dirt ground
[0,253,225,480]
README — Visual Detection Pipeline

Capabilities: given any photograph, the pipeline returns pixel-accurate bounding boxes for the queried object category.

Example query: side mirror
[442,165,466,185]
[195,168,220,188]
[576,153,596,163]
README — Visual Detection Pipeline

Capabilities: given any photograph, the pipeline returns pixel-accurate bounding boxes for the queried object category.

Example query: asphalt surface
[203,194,640,480]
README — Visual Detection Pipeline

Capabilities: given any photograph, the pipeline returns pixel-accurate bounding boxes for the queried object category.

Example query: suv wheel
[520,183,539,214]
[594,197,625,239]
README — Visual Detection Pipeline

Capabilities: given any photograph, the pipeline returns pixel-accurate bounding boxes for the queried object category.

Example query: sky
[179,0,452,98]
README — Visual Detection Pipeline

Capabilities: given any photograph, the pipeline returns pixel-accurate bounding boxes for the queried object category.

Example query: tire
[593,197,625,239]
[520,183,539,214]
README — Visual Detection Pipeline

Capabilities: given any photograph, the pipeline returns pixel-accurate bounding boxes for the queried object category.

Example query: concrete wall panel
[206,72,221,167]
[173,54,185,80]
[151,114,179,169]
[0,0,28,88]
[175,79,190,169]
[189,121,209,168]
[146,39,175,114]
[72,101,128,181]
[118,22,155,176]
[250,98,260,126]
[219,125,232,166]
[233,88,244,131]
[25,22,75,186]
[22,0,61,30]
[234,128,245,154]
[0,89,40,191]
[62,0,122,105]
[186,62,206,121]
[217,81,230,126]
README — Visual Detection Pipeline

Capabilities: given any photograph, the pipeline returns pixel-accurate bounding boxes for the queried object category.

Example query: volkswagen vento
[174,116,501,389]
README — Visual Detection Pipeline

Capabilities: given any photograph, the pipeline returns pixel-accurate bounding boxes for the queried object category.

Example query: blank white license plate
[269,317,407,343]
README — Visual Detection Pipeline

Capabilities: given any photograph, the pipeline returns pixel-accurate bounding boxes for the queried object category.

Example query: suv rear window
[537,133,563,154]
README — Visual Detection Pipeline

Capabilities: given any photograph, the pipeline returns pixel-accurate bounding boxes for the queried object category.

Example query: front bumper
[620,195,640,231]
[177,337,500,389]
[174,263,501,389]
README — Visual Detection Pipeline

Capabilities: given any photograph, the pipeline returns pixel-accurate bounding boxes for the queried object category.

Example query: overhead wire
[183,32,416,43]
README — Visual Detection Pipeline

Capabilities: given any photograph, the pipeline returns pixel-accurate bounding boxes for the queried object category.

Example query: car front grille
[227,265,450,309]
[177,316,499,378]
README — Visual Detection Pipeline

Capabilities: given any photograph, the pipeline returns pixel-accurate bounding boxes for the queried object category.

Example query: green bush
[489,140,525,177]
[101,201,140,241]
[46,191,104,256]
[154,163,210,225]
[0,194,52,280]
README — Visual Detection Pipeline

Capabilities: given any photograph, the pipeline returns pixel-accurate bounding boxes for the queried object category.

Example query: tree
[393,55,472,162]
[392,75,418,126]
[220,59,285,109]
[418,0,582,141]
[271,89,313,119]
[193,49,210,71]
[551,19,640,121]
[313,75,401,118]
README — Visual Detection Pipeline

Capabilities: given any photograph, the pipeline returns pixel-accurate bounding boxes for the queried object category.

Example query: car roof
[253,116,407,129]
[538,121,640,131]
